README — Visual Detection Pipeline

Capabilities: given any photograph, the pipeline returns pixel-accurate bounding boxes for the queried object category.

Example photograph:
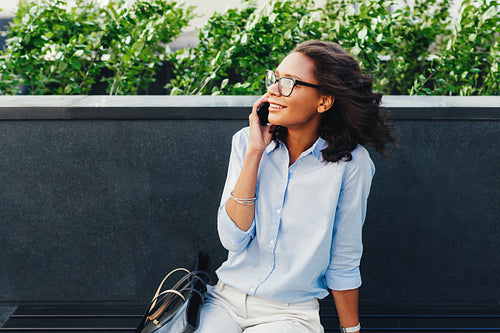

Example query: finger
[249,116,264,138]
[249,111,259,125]
[262,124,274,144]
[252,94,270,114]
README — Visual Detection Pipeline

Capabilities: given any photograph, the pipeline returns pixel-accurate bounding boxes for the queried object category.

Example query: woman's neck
[285,129,320,166]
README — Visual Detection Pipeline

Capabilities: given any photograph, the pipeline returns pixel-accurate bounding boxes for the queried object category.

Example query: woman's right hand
[248,94,274,154]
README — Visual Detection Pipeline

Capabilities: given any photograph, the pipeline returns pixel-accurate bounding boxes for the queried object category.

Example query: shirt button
[270,240,275,245]
[276,209,281,214]
[250,287,255,293]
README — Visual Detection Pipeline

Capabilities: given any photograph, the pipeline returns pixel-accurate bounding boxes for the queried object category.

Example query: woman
[196,40,397,333]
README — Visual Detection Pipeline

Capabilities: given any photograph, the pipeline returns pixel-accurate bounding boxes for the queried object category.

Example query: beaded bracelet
[230,191,256,206]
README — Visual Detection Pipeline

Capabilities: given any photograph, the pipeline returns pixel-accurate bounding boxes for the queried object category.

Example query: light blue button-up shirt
[216,127,375,303]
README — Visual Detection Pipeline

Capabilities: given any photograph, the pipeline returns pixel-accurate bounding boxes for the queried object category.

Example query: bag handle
[148,268,190,312]
[147,286,206,322]
[136,252,211,333]
[147,289,186,321]
[147,269,208,316]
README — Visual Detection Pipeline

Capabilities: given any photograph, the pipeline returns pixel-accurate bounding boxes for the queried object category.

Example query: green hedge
[1,0,498,95]
[0,0,194,95]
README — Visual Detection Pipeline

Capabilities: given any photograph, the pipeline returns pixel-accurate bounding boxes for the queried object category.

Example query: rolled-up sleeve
[218,203,255,252]
[326,148,375,291]
[217,129,256,253]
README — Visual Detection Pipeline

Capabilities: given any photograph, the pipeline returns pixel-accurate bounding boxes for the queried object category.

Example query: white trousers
[195,281,324,333]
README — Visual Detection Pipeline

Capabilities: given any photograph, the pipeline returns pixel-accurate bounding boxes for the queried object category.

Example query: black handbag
[136,251,210,333]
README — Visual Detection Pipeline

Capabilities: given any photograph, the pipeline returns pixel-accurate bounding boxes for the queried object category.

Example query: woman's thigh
[195,301,241,333]
[195,282,323,333]
[241,293,324,333]
[243,320,318,333]
[195,284,242,333]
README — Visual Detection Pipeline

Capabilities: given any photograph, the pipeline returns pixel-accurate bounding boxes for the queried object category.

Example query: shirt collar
[311,136,328,161]
[265,140,281,154]
[265,136,328,162]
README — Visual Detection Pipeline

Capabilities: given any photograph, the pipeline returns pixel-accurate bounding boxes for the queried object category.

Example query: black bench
[2,297,499,332]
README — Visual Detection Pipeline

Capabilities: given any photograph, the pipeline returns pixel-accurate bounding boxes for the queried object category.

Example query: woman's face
[267,52,331,134]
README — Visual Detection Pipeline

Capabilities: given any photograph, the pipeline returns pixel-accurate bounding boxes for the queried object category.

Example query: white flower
[96,0,110,6]
[74,50,84,57]
[42,44,58,61]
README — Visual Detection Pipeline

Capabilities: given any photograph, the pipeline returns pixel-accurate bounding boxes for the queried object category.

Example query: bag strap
[186,272,209,289]
[146,270,209,320]
[148,268,190,312]
[147,289,186,321]
[181,287,205,300]
[156,289,186,302]
[146,286,206,323]
[135,253,211,333]
[190,270,210,279]
[147,269,206,313]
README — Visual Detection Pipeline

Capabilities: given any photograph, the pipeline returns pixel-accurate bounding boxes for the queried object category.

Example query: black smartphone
[257,102,270,125]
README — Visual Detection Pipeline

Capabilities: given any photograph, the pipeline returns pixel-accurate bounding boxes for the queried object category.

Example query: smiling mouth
[269,103,286,110]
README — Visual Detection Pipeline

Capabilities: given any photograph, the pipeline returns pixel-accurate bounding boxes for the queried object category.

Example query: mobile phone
[257,102,270,125]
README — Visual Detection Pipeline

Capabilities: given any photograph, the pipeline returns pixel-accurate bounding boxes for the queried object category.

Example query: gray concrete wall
[0,96,499,308]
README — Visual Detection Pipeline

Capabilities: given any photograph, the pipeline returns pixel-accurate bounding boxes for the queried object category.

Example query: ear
[317,95,335,113]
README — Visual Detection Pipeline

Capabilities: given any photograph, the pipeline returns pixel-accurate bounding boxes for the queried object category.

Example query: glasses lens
[279,77,295,96]
[265,71,276,89]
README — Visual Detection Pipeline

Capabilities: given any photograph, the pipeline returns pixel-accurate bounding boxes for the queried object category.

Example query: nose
[267,80,281,96]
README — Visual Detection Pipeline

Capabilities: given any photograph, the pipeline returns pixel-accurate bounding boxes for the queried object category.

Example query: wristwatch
[339,323,361,332]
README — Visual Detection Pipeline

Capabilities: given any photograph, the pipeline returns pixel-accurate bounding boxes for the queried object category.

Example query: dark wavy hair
[272,40,398,162]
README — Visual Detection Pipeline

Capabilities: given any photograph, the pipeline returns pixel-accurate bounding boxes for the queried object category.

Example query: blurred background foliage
[0,0,194,94]
[0,0,498,95]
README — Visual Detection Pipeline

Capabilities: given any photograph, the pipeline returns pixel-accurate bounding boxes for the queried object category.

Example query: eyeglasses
[265,70,320,97]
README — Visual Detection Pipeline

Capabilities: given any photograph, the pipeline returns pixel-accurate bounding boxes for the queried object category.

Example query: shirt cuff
[217,203,255,252]
[326,267,362,291]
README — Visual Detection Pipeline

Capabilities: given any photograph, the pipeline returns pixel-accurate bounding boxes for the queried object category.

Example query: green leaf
[132,40,145,54]
[70,58,81,70]
[73,50,84,57]
[169,87,183,95]
[221,78,229,89]
[351,46,361,56]
[358,27,368,40]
